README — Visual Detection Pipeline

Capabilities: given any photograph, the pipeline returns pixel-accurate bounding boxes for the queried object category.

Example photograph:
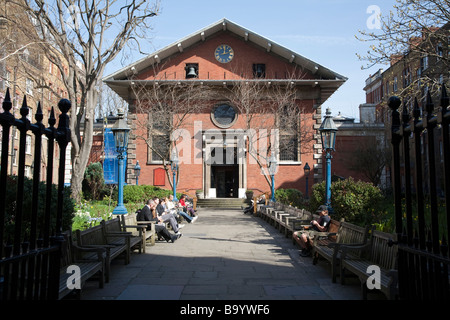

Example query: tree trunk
[70,88,98,202]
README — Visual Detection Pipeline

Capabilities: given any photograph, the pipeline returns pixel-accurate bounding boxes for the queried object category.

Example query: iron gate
[0,88,71,300]
[390,86,450,300]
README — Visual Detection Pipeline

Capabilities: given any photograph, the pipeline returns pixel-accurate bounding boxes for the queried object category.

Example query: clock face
[215,44,234,63]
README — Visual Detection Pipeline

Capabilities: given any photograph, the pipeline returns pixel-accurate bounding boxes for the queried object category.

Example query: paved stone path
[80,208,382,301]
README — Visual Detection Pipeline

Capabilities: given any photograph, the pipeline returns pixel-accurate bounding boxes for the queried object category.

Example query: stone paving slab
[79,208,385,302]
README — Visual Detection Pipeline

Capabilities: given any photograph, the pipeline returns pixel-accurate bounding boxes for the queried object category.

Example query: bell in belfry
[186,66,198,78]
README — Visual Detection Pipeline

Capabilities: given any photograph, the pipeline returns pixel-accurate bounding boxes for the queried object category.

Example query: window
[437,43,443,60]
[26,78,34,95]
[279,135,299,161]
[151,134,170,162]
[21,49,30,63]
[148,111,170,163]
[393,76,398,92]
[416,68,422,90]
[403,67,411,87]
[277,105,300,162]
[211,103,237,128]
[24,166,31,178]
[12,149,17,166]
[26,135,32,154]
[421,55,429,71]
[5,70,10,87]
[253,64,266,78]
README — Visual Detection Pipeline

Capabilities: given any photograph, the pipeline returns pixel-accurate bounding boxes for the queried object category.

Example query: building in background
[105,18,347,198]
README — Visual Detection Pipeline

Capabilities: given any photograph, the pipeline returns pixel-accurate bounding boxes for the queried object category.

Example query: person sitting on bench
[293,205,330,257]
[137,199,181,243]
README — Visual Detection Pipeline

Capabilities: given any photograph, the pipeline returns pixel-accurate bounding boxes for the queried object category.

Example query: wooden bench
[291,212,318,245]
[122,213,156,251]
[281,208,311,238]
[103,217,143,254]
[311,221,370,283]
[59,231,105,299]
[339,230,398,300]
[75,222,129,283]
[265,202,285,226]
[274,206,294,231]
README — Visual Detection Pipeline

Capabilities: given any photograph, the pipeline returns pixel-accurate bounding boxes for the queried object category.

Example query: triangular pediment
[105,18,345,81]
[104,18,346,104]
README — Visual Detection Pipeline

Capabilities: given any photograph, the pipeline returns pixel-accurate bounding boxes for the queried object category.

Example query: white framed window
[5,70,11,87]
[421,55,429,71]
[12,149,17,166]
[26,135,32,154]
[26,78,34,95]
[24,165,31,178]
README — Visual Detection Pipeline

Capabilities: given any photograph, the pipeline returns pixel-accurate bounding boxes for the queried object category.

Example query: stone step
[196,198,251,208]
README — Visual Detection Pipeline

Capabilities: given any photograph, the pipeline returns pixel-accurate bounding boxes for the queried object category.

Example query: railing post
[0,88,14,260]
[48,99,71,300]
[389,96,403,236]
[439,85,450,255]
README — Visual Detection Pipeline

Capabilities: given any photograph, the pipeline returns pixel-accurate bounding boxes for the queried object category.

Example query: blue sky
[106,0,398,121]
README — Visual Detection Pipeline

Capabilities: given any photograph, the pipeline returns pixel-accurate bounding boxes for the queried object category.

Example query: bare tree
[349,137,391,186]
[225,77,314,190]
[130,77,213,190]
[357,0,450,101]
[7,0,160,202]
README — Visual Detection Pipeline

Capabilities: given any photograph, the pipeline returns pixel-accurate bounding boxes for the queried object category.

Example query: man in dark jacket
[137,199,180,243]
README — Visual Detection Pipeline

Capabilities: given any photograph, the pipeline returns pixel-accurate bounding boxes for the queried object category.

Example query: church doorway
[211,165,239,198]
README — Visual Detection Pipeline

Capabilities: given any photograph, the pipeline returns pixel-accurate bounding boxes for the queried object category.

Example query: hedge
[3,175,75,241]
[309,177,384,226]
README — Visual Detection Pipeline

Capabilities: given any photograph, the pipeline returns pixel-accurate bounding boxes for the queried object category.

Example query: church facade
[104,19,346,198]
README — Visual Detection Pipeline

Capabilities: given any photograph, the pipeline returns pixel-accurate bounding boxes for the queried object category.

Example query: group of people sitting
[136,194,198,243]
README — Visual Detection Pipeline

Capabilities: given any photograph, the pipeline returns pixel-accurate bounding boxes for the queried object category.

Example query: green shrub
[275,188,304,208]
[122,185,181,204]
[82,162,109,201]
[4,175,75,240]
[309,177,384,226]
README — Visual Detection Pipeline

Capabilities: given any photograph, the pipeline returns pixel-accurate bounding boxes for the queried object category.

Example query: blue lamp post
[111,109,130,215]
[268,152,278,202]
[134,160,141,185]
[171,150,179,201]
[319,108,338,211]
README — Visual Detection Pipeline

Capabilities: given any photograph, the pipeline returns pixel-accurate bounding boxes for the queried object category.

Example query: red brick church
[104,18,347,198]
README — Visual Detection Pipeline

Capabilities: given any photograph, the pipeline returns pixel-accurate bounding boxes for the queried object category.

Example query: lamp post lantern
[134,160,141,185]
[111,108,130,215]
[171,149,179,201]
[319,108,337,211]
[304,162,311,199]
[268,152,278,202]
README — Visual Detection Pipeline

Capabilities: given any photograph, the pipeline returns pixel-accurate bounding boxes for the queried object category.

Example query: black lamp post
[319,108,337,211]
[304,162,310,199]
[134,160,141,185]
[111,108,130,215]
